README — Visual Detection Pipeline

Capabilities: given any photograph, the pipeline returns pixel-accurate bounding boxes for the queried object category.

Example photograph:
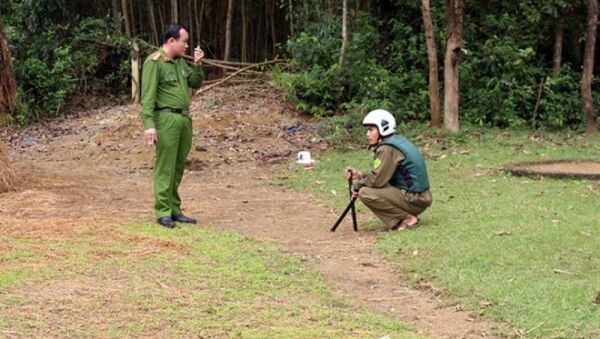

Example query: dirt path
[0,85,501,338]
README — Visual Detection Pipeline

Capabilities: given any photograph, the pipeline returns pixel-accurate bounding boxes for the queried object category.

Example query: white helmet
[362,109,396,136]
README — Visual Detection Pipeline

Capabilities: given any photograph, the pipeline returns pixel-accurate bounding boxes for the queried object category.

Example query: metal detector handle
[330,197,357,232]
[347,176,358,232]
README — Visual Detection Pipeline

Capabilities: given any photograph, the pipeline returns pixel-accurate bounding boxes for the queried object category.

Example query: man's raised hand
[194,46,204,65]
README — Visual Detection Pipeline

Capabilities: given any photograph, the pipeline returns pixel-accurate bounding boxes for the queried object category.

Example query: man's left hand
[194,46,204,65]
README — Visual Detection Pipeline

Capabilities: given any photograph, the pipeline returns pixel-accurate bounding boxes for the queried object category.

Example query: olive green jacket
[354,144,406,191]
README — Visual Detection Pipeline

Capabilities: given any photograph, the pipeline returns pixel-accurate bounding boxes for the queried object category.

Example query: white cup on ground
[296,151,315,165]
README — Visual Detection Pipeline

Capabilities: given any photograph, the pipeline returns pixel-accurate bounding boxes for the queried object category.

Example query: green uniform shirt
[141,48,204,129]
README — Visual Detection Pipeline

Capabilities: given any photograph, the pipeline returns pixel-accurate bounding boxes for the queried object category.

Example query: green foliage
[461,38,542,128]
[278,1,597,132]
[283,63,341,116]
[14,47,76,123]
[540,65,584,128]
[278,12,429,123]
[3,2,130,125]
[2,0,599,130]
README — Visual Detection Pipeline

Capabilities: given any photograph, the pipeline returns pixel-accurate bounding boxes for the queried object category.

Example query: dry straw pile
[0,141,15,192]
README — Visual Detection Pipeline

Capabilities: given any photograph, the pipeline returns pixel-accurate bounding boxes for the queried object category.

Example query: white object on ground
[296,151,315,165]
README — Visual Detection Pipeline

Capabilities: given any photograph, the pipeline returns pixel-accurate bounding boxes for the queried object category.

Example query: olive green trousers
[153,112,192,218]
[358,185,432,228]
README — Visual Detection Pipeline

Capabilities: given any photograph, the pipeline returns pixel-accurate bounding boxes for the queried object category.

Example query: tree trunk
[148,0,159,45]
[171,0,178,23]
[241,0,247,62]
[186,1,192,47]
[111,0,120,18]
[214,6,220,59]
[224,0,234,61]
[121,0,132,37]
[288,0,294,37]
[198,0,205,45]
[443,0,464,133]
[128,0,136,36]
[339,0,348,67]
[0,15,17,116]
[269,0,276,57]
[421,0,441,128]
[194,0,200,43]
[581,0,598,134]
[0,18,15,191]
[157,1,164,35]
[552,19,564,76]
[131,41,140,104]
[185,1,194,48]
[263,2,269,59]
[111,0,121,36]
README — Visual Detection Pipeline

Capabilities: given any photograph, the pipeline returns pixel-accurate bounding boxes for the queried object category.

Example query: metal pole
[348,176,358,231]
[330,197,357,232]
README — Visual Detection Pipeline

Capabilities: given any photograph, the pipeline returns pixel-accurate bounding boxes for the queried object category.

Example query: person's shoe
[172,214,197,224]
[157,216,176,228]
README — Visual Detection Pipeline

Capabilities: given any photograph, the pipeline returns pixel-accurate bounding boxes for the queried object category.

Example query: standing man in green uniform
[347,109,433,230]
[141,23,204,228]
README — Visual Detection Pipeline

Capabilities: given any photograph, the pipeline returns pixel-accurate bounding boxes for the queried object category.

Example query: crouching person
[347,109,432,230]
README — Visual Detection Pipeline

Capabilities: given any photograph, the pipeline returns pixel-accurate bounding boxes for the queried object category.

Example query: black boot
[172,214,197,224]
[157,216,176,228]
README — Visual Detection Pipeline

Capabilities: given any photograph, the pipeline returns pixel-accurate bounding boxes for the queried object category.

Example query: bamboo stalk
[194,59,283,95]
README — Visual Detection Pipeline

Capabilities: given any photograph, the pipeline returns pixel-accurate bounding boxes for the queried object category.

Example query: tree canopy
[0,0,598,132]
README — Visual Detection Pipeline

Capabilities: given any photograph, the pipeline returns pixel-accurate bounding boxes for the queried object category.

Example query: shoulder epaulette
[150,52,162,62]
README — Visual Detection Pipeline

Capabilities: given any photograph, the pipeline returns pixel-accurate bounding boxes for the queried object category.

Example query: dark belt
[155,107,188,114]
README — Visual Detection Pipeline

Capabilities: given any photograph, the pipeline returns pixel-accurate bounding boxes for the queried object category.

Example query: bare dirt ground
[0,85,502,338]
[506,160,600,179]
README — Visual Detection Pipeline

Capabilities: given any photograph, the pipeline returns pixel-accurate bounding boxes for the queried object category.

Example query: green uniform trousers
[154,112,192,218]
[358,185,432,228]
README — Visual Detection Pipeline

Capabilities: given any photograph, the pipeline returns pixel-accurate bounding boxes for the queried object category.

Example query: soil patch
[505,159,600,179]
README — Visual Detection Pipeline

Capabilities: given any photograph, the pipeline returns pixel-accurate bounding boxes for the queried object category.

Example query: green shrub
[278,2,597,133]
[539,65,584,129]
[4,3,129,125]
[15,48,75,122]
[280,12,429,124]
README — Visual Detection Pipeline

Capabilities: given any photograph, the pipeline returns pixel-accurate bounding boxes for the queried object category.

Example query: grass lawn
[0,223,417,338]
[282,127,600,338]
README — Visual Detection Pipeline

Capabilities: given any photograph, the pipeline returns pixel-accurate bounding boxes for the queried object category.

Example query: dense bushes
[3,1,129,125]
[2,0,597,130]
[277,1,597,130]
[278,12,430,124]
